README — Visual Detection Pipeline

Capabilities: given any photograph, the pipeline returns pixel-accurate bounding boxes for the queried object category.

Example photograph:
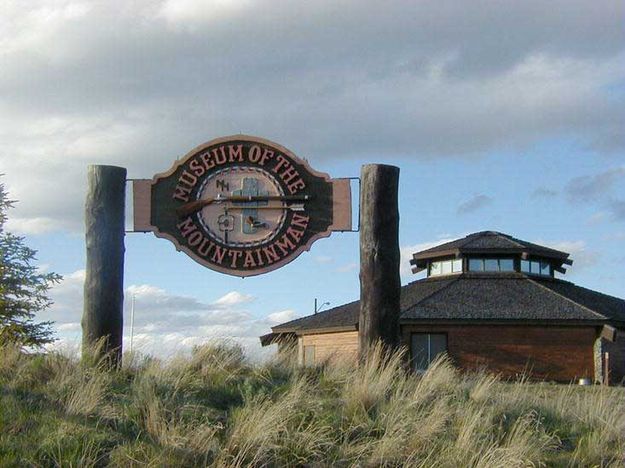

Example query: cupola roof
[410,231,572,273]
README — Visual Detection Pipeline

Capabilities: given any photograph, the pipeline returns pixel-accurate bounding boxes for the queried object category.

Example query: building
[260,231,625,384]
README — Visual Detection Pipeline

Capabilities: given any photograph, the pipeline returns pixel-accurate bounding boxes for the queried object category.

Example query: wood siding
[301,331,358,364]
[401,324,597,382]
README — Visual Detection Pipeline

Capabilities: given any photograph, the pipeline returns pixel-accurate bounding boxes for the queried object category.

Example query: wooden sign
[133,135,351,277]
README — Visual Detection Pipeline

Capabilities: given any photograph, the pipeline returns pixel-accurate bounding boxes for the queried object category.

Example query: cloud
[564,167,625,202]
[266,309,300,325]
[456,194,493,214]
[531,187,558,199]
[57,323,81,332]
[1,0,623,232]
[602,231,625,242]
[609,199,625,221]
[213,291,254,307]
[38,270,280,359]
[336,263,358,273]
[4,216,66,235]
[158,0,252,27]
[537,239,598,274]
[314,255,333,264]
[42,269,86,325]
[586,211,608,225]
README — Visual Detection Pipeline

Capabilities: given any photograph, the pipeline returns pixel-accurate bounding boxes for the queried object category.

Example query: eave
[398,318,608,327]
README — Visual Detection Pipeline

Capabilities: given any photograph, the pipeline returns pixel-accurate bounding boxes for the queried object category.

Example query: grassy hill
[0,343,623,467]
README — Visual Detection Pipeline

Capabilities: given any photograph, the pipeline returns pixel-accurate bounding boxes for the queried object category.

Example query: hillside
[0,343,623,467]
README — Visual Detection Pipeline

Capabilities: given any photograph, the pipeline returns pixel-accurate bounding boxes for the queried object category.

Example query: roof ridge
[503,234,527,249]
[470,231,526,249]
[458,233,478,248]
[526,277,608,320]
[408,274,462,308]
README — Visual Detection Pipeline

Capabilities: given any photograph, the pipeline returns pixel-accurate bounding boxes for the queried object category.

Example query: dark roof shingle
[536,280,625,323]
[401,274,607,322]
[272,276,455,332]
[412,231,570,260]
[269,273,625,337]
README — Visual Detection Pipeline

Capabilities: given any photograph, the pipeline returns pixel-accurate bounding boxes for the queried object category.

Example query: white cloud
[5,216,66,235]
[39,270,283,360]
[314,255,333,264]
[266,309,299,325]
[0,0,622,233]
[336,263,357,273]
[57,322,80,331]
[537,239,598,274]
[214,291,254,307]
[158,0,251,27]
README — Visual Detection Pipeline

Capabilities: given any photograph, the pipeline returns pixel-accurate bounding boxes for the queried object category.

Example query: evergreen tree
[0,178,61,347]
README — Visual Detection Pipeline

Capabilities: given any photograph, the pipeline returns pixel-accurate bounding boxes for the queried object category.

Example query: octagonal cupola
[410,231,573,278]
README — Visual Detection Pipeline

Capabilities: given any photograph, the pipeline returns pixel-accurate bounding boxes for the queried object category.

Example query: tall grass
[0,342,623,466]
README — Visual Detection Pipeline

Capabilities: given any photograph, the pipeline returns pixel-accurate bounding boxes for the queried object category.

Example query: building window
[468,258,515,272]
[411,333,447,372]
[499,259,514,271]
[469,258,484,271]
[484,259,498,271]
[429,259,462,276]
[304,345,315,366]
[521,260,551,276]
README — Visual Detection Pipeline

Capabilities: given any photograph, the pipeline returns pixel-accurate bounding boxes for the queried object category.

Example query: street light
[129,294,136,355]
[314,298,330,314]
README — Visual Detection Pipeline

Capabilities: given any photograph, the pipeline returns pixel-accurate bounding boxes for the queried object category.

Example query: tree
[0,178,61,347]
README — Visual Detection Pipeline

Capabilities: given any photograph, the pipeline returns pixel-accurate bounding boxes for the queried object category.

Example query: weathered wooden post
[359,164,401,360]
[82,165,126,367]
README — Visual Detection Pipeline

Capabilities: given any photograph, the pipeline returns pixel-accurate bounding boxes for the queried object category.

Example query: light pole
[129,294,136,355]
[314,298,330,314]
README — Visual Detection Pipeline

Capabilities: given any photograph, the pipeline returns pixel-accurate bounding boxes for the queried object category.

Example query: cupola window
[468,258,515,272]
[521,260,551,276]
[429,259,462,276]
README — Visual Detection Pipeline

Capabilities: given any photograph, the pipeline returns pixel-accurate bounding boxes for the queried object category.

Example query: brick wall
[401,324,597,382]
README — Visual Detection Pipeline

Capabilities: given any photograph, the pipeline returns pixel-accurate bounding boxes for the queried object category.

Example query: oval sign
[132,135,351,277]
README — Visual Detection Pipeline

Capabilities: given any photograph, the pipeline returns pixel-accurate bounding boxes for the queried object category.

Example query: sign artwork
[133,135,351,277]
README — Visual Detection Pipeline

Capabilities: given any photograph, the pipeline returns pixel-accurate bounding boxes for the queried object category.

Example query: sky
[1,0,624,360]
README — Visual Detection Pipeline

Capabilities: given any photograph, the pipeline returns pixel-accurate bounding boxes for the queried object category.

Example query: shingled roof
[410,231,573,273]
[271,277,454,333]
[265,273,625,340]
[401,274,614,322]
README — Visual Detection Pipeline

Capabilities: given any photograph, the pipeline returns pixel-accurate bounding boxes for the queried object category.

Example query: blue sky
[1,0,624,358]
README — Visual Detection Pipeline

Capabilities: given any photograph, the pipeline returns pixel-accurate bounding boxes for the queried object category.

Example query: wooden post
[359,164,401,360]
[82,165,126,367]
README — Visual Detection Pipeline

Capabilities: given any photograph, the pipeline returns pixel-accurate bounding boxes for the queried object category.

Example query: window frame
[520,259,552,277]
[428,258,463,277]
[468,257,516,273]
[410,332,448,372]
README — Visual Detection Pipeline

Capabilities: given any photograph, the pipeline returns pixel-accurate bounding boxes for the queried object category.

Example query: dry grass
[0,341,623,467]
